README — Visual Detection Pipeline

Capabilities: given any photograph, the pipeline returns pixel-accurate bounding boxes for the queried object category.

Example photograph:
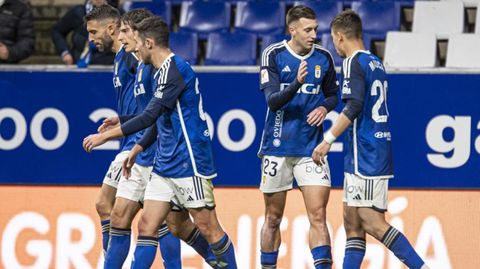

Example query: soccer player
[312,10,429,269]
[258,5,338,269]
[84,4,139,255]
[83,16,237,269]
[98,8,183,269]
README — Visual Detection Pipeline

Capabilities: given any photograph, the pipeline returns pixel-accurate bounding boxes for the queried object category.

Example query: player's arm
[83,70,185,152]
[263,60,307,111]
[123,125,158,178]
[312,60,365,165]
[307,57,339,126]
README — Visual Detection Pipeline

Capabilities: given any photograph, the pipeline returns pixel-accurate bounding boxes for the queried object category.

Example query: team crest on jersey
[315,65,321,78]
[261,69,269,84]
[273,138,281,147]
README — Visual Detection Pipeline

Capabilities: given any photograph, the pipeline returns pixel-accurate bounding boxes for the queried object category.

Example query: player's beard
[98,33,114,52]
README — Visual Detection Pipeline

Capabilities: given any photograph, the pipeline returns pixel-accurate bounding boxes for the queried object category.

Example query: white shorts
[116,163,152,202]
[342,173,389,212]
[102,151,130,188]
[144,173,216,210]
[260,156,331,193]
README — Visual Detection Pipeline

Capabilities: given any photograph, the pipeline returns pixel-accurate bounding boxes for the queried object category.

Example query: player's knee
[264,212,283,231]
[110,207,131,228]
[95,200,112,219]
[307,207,327,226]
[137,215,158,237]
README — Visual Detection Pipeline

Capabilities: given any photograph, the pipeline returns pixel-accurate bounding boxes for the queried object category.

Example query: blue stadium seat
[351,2,401,36]
[170,32,198,65]
[320,33,343,67]
[205,33,257,65]
[123,1,171,25]
[260,34,290,55]
[179,2,231,39]
[235,2,286,36]
[293,1,343,34]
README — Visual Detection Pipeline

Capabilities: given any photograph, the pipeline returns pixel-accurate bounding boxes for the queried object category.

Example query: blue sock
[343,237,366,269]
[100,220,110,254]
[311,245,332,269]
[131,236,158,269]
[382,227,425,269]
[210,234,237,269]
[158,224,182,269]
[260,250,278,269]
[185,227,217,267]
[104,227,131,269]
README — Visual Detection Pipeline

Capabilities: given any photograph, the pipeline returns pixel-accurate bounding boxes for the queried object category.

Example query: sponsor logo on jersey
[261,69,269,84]
[154,84,165,98]
[315,65,321,78]
[113,76,122,88]
[342,80,351,95]
[374,131,392,140]
[280,83,321,95]
[134,83,146,97]
[282,65,291,72]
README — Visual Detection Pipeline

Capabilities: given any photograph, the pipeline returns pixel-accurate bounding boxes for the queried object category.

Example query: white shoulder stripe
[313,44,337,67]
[261,42,285,67]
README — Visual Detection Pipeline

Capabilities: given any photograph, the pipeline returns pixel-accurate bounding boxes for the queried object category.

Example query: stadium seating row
[384,33,480,68]
[124,1,410,37]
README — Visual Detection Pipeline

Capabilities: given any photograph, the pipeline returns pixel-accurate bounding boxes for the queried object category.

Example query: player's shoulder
[313,44,335,63]
[261,41,287,66]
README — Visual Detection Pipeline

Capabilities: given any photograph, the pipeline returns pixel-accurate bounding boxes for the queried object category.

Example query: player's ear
[145,38,153,50]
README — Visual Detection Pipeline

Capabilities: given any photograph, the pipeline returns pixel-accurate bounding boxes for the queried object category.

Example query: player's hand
[62,53,74,65]
[307,106,327,127]
[297,60,308,84]
[98,116,120,133]
[83,133,107,152]
[122,144,143,179]
[0,43,9,60]
[312,141,331,166]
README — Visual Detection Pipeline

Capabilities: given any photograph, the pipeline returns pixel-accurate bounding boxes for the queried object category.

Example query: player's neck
[344,39,365,58]
[151,47,173,69]
[287,40,310,56]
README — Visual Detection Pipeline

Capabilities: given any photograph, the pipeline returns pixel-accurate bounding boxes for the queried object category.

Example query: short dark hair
[330,10,363,40]
[84,4,121,24]
[135,16,169,48]
[286,5,316,26]
[121,8,153,30]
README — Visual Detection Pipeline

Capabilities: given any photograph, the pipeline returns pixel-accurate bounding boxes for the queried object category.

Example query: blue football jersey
[152,54,216,179]
[113,46,139,151]
[133,62,156,167]
[340,50,393,179]
[259,41,339,157]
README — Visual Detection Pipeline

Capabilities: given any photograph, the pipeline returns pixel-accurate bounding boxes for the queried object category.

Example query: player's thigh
[138,200,172,236]
[343,173,389,212]
[116,163,151,203]
[110,197,141,227]
[96,183,117,207]
[293,157,331,188]
[102,150,130,189]
[263,191,288,222]
[343,202,364,236]
[299,185,330,221]
[260,155,294,193]
[165,209,195,239]
[168,176,216,210]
